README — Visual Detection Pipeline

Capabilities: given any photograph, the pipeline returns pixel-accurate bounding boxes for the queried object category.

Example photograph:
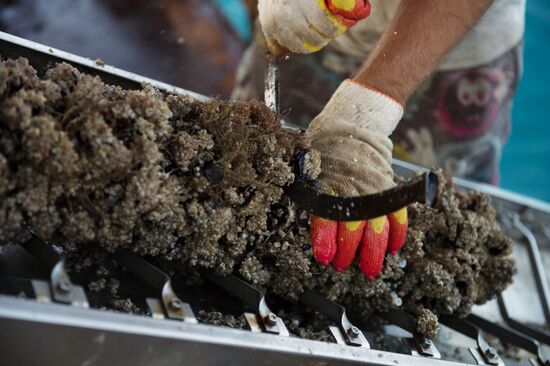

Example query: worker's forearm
[354,0,494,104]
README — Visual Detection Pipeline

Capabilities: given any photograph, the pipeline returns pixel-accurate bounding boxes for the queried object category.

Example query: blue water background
[216,0,550,202]
[211,0,252,42]
[500,0,550,202]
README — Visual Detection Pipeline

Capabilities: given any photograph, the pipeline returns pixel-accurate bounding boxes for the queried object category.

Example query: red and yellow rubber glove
[258,0,371,54]
[306,79,408,279]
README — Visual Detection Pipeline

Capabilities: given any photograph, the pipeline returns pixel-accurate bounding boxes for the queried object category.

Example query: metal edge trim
[0,31,208,101]
[0,295,472,366]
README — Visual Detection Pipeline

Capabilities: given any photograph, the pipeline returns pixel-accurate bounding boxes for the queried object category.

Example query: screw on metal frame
[170,298,183,310]
[265,312,278,326]
[347,326,361,338]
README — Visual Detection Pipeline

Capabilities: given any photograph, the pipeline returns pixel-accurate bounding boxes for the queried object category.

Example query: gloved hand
[258,0,371,54]
[306,79,408,279]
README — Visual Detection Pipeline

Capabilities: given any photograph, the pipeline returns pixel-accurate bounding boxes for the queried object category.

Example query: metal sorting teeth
[440,316,503,366]
[382,310,441,358]
[498,295,550,347]
[468,314,550,366]
[20,236,89,308]
[299,289,370,348]
[112,251,197,323]
[511,215,550,322]
[203,272,289,336]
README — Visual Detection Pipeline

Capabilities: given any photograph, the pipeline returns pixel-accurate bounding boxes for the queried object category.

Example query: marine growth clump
[0,58,515,337]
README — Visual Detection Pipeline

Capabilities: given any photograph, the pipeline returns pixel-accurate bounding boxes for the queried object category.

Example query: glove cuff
[317,79,404,136]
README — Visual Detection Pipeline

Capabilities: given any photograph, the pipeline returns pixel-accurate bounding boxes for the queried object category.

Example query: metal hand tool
[264,51,438,221]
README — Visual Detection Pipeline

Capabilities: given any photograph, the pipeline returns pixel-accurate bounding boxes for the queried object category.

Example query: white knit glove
[258,0,371,54]
[307,80,408,280]
[306,79,403,196]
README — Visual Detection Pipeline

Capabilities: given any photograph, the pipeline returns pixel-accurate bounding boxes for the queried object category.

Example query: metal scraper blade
[264,54,280,114]
[285,168,438,222]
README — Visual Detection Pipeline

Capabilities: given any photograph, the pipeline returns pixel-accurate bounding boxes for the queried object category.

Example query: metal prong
[496,213,550,345]
[468,313,550,366]
[31,280,52,304]
[498,294,550,345]
[512,214,550,323]
[441,316,502,365]
[21,237,88,308]
[113,251,197,324]
[204,272,289,337]
[299,289,370,348]
[146,298,166,320]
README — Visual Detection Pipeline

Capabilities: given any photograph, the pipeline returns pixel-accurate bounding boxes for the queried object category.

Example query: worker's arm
[355,0,494,104]
[306,0,494,278]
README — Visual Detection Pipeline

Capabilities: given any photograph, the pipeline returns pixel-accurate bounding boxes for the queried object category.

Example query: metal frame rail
[0,295,474,366]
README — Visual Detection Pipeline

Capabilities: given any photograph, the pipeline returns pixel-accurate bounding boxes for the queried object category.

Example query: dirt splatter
[88,279,107,293]
[281,310,334,341]
[0,58,515,338]
[111,298,140,314]
[197,311,248,329]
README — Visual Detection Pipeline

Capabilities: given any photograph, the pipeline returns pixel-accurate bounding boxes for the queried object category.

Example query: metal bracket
[402,337,441,359]
[112,251,197,323]
[383,310,441,358]
[512,213,550,323]
[204,272,289,337]
[146,298,167,320]
[441,316,503,365]
[31,280,53,304]
[20,237,88,308]
[468,313,550,366]
[299,289,370,348]
[468,348,502,366]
